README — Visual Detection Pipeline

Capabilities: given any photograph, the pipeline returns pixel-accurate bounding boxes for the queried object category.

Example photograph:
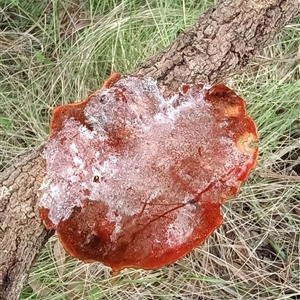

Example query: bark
[0,0,299,299]
[0,145,53,300]
[136,0,300,92]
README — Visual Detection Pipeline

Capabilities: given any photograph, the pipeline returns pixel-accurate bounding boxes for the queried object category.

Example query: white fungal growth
[166,203,196,247]
[40,75,255,250]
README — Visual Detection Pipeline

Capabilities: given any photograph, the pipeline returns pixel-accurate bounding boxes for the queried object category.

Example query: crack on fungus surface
[39,74,258,272]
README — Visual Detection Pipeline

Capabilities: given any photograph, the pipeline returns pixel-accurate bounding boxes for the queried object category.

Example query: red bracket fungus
[39,74,258,272]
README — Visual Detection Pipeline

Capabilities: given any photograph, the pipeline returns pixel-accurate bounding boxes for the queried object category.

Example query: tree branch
[0,145,53,300]
[136,0,300,91]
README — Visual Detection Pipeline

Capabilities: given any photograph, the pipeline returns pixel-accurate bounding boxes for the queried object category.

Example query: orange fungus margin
[39,74,258,272]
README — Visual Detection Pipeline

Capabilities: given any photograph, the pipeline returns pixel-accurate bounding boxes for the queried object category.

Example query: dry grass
[0,0,299,299]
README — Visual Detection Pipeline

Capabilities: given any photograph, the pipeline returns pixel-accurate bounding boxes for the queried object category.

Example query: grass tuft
[0,1,299,299]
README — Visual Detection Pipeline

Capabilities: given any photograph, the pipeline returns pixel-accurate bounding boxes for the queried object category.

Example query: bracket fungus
[39,74,258,272]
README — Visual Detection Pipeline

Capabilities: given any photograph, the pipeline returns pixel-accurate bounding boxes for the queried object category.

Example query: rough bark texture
[0,145,53,300]
[136,0,300,92]
[0,0,299,299]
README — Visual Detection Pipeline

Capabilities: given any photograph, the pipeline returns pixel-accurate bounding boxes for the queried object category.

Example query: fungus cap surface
[39,74,258,272]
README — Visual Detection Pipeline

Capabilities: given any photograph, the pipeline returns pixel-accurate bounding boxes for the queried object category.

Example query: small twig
[0,31,44,52]
[259,170,300,182]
